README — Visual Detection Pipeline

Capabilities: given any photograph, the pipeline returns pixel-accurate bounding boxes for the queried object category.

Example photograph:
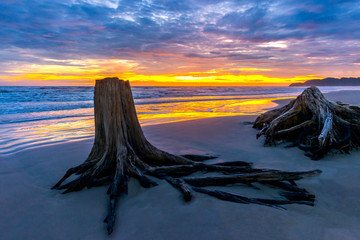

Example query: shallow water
[1,86,359,155]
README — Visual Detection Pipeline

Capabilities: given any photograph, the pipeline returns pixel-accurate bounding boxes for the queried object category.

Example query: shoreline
[2,90,360,239]
[3,89,360,157]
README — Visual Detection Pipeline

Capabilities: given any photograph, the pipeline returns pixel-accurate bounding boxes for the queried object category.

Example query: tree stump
[53,78,321,234]
[254,86,360,159]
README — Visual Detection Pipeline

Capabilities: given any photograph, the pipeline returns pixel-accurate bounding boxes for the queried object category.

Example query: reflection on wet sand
[0,96,293,155]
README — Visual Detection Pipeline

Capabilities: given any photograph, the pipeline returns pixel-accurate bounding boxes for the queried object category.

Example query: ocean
[1,85,358,155]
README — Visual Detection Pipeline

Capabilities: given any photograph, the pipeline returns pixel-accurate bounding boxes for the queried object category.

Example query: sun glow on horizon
[0,58,320,86]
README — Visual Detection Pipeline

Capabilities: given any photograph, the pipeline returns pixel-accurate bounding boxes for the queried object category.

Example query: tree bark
[53,78,321,234]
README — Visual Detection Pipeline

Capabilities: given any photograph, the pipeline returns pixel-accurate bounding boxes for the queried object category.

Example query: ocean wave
[0,113,94,124]
[0,101,93,115]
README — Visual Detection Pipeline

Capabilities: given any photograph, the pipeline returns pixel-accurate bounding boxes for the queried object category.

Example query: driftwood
[52,78,321,234]
[254,86,360,160]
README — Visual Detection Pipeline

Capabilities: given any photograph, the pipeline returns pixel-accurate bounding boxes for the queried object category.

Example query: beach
[1,90,360,240]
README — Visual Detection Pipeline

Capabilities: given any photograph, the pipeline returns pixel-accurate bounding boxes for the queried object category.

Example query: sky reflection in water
[0,96,291,155]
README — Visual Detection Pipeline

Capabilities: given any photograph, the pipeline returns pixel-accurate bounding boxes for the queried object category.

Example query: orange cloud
[0,58,321,86]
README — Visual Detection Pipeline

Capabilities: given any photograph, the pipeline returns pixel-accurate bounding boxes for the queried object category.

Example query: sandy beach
[2,90,360,240]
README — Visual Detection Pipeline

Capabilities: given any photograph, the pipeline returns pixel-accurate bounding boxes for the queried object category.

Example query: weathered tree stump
[53,78,321,234]
[254,86,360,159]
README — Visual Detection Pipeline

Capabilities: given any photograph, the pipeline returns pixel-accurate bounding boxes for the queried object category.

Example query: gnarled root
[53,153,322,234]
[53,146,322,235]
[52,144,198,234]
[254,87,360,160]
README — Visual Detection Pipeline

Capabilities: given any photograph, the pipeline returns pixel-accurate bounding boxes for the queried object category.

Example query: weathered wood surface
[182,169,321,187]
[53,78,321,234]
[254,87,360,159]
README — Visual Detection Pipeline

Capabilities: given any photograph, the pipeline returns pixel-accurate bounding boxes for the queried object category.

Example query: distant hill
[289,77,360,87]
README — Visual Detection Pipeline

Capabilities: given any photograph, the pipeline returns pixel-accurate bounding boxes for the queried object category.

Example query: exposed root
[180,154,219,161]
[265,181,307,193]
[182,169,321,187]
[192,187,314,208]
[254,87,360,159]
[128,164,158,188]
[279,191,315,202]
[165,177,192,201]
[144,162,254,178]
[53,147,321,235]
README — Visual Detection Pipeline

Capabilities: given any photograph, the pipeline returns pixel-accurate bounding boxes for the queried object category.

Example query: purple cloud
[0,0,359,80]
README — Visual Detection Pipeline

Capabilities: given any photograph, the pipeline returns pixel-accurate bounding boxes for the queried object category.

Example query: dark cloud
[208,0,360,41]
[217,6,268,30]
[0,0,359,75]
[0,0,202,61]
[183,53,209,58]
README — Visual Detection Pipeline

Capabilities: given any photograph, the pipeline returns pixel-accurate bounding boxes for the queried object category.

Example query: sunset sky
[1,0,359,86]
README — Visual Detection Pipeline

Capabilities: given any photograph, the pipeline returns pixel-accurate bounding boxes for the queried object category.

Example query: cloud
[207,0,360,42]
[0,0,359,83]
[217,6,268,30]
